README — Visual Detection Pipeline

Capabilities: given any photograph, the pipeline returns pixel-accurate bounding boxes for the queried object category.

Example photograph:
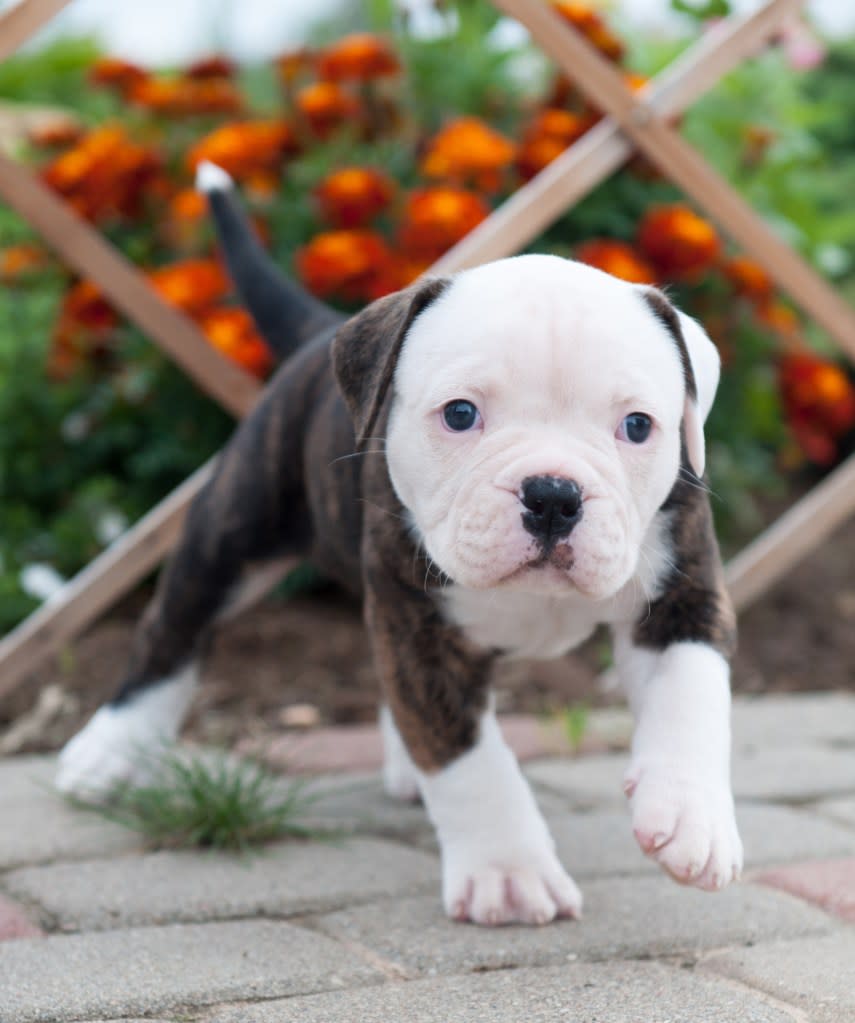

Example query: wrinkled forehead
[394,255,685,406]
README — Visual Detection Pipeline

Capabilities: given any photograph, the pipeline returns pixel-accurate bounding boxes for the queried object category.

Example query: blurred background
[1,0,853,752]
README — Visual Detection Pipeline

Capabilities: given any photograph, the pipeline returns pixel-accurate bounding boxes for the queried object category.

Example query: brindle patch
[640,288,698,404]
[634,462,736,657]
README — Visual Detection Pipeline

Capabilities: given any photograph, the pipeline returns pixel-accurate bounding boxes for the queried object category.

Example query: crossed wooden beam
[2,0,854,702]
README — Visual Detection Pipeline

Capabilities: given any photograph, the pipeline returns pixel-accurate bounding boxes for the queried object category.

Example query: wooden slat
[0,0,72,63]
[0,462,214,702]
[726,451,855,613]
[494,0,855,364]
[0,152,261,418]
[433,0,801,274]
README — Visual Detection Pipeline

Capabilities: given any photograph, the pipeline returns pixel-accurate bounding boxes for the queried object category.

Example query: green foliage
[69,750,321,850]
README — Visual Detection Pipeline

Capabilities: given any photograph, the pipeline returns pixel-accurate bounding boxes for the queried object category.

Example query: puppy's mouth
[500,543,575,585]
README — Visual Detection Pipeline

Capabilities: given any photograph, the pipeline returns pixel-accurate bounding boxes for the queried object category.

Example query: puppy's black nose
[520,476,583,542]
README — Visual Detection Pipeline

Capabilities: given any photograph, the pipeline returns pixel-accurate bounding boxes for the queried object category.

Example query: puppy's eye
[618,412,652,444]
[442,400,481,432]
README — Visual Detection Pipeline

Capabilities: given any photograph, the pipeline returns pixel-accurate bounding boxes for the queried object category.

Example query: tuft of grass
[561,703,590,756]
[68,750,323,852]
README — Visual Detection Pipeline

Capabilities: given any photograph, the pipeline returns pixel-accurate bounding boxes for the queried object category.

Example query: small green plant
[69,750,321,851]
[561,703,590,756]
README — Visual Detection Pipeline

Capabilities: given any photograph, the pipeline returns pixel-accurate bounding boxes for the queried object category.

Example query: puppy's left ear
[332,277,449,448]
[639,288,721,477]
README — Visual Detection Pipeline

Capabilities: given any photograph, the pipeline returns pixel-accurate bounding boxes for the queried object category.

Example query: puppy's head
[333,254,719,600]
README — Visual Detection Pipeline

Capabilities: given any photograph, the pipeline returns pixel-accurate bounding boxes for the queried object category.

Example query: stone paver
[0,893,43,940]
[753,857,855,922]
[731,692,855,752]
[0,756,142,869]
[815,796,855,828]
[526,746,855,805]
[0,920,382,1023]
[541,803,855,879]
[704,931,855,1023]
[310,875,833,975]
[4,837,437,932]
[202,961,799,1023]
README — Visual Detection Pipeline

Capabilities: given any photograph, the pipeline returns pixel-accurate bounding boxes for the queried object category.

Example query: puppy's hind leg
[57,391,312,801]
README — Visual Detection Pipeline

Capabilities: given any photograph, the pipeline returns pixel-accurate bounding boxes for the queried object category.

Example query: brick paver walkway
[1,692,854,1022]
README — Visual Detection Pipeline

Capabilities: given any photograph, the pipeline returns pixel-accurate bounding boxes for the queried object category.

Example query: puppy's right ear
[332,277,449,448]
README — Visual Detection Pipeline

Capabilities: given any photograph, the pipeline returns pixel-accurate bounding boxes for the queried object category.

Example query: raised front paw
[624,761,743,891]
[442,845,583,926]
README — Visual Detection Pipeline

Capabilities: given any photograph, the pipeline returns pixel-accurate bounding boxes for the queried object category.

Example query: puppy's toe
[628,764,741,893]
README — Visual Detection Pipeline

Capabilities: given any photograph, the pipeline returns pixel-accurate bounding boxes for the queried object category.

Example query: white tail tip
[195,161,233,194]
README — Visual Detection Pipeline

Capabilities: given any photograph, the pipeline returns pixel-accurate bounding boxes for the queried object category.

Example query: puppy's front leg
[367,581,582,926]
[614,630,743,890]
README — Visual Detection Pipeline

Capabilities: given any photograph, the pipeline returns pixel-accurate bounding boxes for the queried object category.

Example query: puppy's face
[381,256,718,600]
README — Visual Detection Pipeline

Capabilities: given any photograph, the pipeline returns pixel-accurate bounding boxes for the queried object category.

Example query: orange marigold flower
[148,259,230,316]
[756,299,800,342]
[275,48,316,85]
[89,57,148,93]
[398,187,490,257]
[0,243,48,282]
[50,280,118,378]
[779,352,855,464]
[42,125,163,223]
[317,33,400,81]
[197,307,273,378]
[421,117,516,191]
[315,166,396,228]
[186,55,236,79]
[516,108,595,180]
[186,120,296,180]
[722,255,773,303]
[170,188,207,223]
[295,82,361,138]
[296,229,395,302]
[128,76,244,117]
[575,239,657,285]
[551,1,624,61]
[637,204,721,281]
[26,117,82,148]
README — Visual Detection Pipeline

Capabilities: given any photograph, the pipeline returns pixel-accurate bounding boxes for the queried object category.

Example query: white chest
[440,585,627,661]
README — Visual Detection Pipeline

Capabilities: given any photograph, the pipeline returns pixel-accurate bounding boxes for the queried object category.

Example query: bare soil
[3,516,854,754]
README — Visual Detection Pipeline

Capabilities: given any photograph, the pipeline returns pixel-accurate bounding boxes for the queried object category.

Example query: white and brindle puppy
[57,162,742,926]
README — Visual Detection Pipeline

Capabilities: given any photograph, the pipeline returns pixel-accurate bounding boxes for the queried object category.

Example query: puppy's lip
[498,547,576,586]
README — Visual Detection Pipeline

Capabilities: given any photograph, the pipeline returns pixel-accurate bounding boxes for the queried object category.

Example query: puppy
[57,163,742,925]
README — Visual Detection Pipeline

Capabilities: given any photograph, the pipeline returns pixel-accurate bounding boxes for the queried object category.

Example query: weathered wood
[0,152,261,418]
[0,462,214,702]
[433,0,801,274]
[0,0,72,63]
[494,0,855,364]
[726,451,855,612]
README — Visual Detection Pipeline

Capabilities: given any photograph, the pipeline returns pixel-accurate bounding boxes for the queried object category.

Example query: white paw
[442,844,583,926]
[624,760,743,891]
[55,705,166,802]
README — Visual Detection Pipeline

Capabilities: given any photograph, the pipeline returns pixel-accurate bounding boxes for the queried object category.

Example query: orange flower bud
[421,117,516,192]
[148,259,230,316]
[128,76,244,117]
[550,2,624,61]
[0,243,49,282]
[756,300,801,343]
[779,351,855,464]
[186,55,236,79]
[26,117,82,149]
[516,108,596,180]
[722,256,773,303]
[295,82,361,138]
[575,239,657,284]
[296,230,395,302]
[317,33,400,81]
[315,166,396,228]
[398,187,490,257]
[186,121,296,180]
[197,307,273,378]
[637,204,721,281]
[89,57,148,94]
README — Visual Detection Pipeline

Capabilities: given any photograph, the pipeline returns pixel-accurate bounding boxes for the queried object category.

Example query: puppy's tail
[195,161,343,362]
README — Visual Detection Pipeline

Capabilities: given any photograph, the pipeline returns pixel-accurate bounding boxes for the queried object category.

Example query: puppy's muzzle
[520,475,583,544]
